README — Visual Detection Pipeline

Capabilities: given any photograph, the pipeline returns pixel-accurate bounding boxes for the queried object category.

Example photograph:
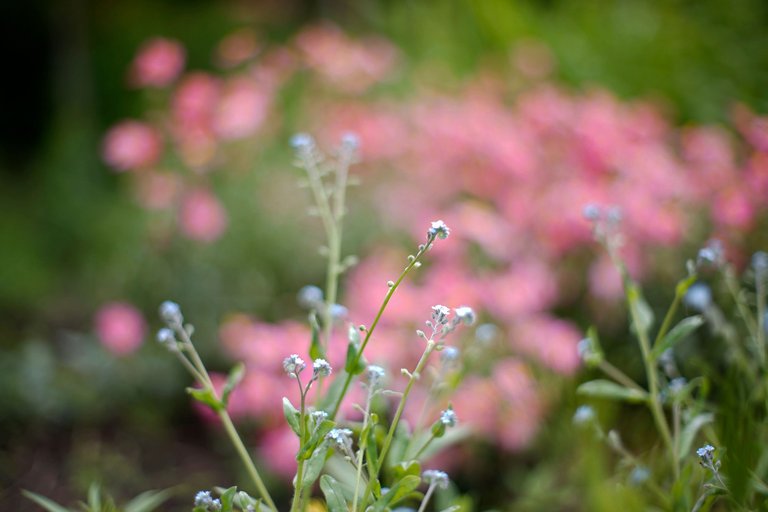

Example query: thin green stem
[724,266,758,346]
[290,381,308,512]
[377,341,436,474]
[218,411,278,512]
[598,360,645,393]
[412,435,436,460]
[756,272,766,367]
[352,392,373,512]
[416,484,436,512]
[173,323,277,511]
[652,276,693,350]
[329,238,434,420]
[628,297,677,478]
[173,350,208,385]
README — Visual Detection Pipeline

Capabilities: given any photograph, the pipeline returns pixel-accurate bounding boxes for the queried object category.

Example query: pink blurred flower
[258,426,299,479]
[713,187,754,229]
[179,188,228,242]
[94,302,146,356]
[295,24,398,93]
[102,121,162,172]
[512,316,582,374]
[129,37,185,88]
[452,359,543,450]
[214,77,271,140]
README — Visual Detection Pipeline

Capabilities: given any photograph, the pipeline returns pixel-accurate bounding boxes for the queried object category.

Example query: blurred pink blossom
[295,24,398,93]
[214,77,271,140]
[102,121,162,171]
[179,188,228,242]
[94,302,146,356]
[512,316,582,374]
[258,426,300,478]
[129,37,185,88]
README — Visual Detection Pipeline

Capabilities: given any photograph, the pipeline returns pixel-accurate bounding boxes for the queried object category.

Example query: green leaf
[676,274,698,297]
[301,445,330,489]
[221,363,245,407]
[186,387,223,412]
[678,413,714,461]
[651,316,704,360]
[124,489,173,512]
[372,475,421,511]
[318,371,348,411]
[309,312,326,360]
[320,475,348,512]
[283,397,301,436]
[87,483,101,511]
[364,426,380,479]
[393,460,421,480]
[297,419,336,460]
[22,490,71,512]
[219,486,238,512]
[348,324,361,345]
[577,379,648,403]
[628,284,655,334]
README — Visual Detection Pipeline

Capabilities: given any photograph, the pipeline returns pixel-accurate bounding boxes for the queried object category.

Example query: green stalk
[416,484,436,512]
[290,380,308,512]
[351,391,373,512]
[174,325,277,512]
[627,297,677,477]
[218,411,278,512]
[724,266,758,346]
[329,237,435,420]
[652,275,695,350]
[756,270,766,367]
[598,360,645,393]
[411,434,436,460]
[377,340,436,475]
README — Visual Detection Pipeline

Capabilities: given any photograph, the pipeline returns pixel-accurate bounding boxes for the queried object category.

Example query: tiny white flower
[283,354,306,378]
[428,220,450,240]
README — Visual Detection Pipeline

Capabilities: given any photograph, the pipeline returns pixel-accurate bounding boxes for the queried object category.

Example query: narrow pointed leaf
[577,379,648,403]
[124,489,174,512]
[678,413,714,461]
[652,316,704,360]
[187,388,223,412]
[320,475,348,512]
[22,491,70,512]
[283,397,301,436]
[372,475,421,511]
[221,363,245,407]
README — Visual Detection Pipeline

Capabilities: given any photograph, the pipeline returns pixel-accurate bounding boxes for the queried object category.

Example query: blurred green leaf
[320,475,348,512]
[221,363,245,407]
[652,315,704,360]
[283,397,301,436]
[577,379,648,403]
[371,475,421,511]
[124,489,173,512]
[678,413,714,461]
[22,490,71,512]
[186,387,223,412]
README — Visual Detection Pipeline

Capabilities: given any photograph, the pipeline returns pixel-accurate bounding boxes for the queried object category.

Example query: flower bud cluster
[422,469,450,490]
[194,491,221,511]
[283,354,307,378]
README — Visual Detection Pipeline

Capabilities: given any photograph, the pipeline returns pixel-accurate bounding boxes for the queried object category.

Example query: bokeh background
[2,0,768,510]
